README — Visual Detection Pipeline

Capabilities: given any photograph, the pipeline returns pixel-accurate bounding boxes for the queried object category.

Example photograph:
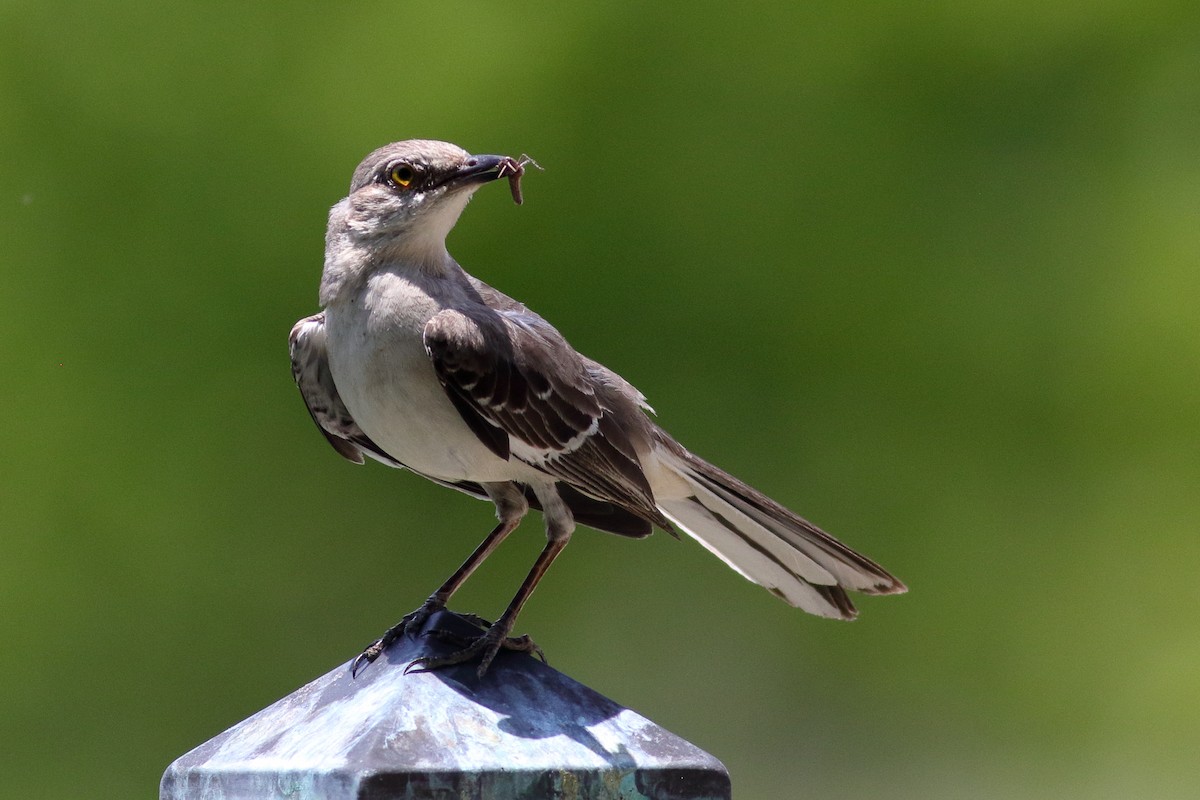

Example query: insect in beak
[497,155,543,205]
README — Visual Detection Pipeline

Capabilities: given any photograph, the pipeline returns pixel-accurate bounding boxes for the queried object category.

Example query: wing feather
[289,313,400,468]
[423,306,670,530]
[290,310,659,537]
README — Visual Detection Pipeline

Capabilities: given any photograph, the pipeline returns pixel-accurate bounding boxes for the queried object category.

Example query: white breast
[322,271,525,484]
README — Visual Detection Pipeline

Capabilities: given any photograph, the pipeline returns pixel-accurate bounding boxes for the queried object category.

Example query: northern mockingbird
[290,139,906,677]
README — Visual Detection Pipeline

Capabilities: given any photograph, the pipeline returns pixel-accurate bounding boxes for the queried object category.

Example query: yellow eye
[389,164,415,187]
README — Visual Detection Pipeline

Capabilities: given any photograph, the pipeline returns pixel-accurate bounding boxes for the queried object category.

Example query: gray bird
[290,139,906,678]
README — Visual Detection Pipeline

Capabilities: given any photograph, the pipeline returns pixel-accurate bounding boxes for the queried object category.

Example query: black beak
[446,154,518,188]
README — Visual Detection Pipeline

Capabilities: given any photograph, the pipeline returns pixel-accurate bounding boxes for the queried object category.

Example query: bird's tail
[652,437,906,619]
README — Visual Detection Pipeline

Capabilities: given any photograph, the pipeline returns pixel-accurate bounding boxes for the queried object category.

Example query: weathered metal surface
[161,610,730,799]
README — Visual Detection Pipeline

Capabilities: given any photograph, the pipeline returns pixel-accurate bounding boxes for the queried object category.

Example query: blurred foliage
[2,1,1198,797]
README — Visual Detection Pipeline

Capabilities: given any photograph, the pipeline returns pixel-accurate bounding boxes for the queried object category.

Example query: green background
[3,2,1198,797]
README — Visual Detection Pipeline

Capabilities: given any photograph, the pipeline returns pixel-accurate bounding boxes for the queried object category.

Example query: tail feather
[658,498,858,618]
[653,441,906,620]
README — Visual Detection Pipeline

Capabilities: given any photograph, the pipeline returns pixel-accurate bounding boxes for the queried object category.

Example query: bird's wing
[289,313,402,468]
[289,312,635,523]
[423,306,670,529]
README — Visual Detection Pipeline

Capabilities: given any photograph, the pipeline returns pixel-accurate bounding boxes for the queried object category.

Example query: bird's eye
[389,164,415,188]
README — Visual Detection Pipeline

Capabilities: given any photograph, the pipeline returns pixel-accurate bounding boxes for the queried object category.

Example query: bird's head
[330,139,524,269]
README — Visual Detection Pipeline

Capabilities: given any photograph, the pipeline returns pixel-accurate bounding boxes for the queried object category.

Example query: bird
[289,139,906,678]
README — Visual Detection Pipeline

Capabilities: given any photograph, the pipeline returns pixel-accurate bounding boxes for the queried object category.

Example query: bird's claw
[350,597,445,678]
[406,624,545,678]
[350,641,385,678]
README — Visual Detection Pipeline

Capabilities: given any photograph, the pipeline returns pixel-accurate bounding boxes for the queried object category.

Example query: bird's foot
[351,596,445,677]
[407,618,545,678]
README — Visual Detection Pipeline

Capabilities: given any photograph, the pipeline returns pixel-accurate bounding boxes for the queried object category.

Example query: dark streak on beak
[451,154,513,186]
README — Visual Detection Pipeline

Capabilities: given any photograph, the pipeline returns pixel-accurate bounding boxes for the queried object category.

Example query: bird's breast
[322,274,516,483]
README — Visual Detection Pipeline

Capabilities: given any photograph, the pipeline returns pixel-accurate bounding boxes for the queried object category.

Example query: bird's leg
[409,531,568,677]
[410,486,573,678]
[351,484,527,677]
